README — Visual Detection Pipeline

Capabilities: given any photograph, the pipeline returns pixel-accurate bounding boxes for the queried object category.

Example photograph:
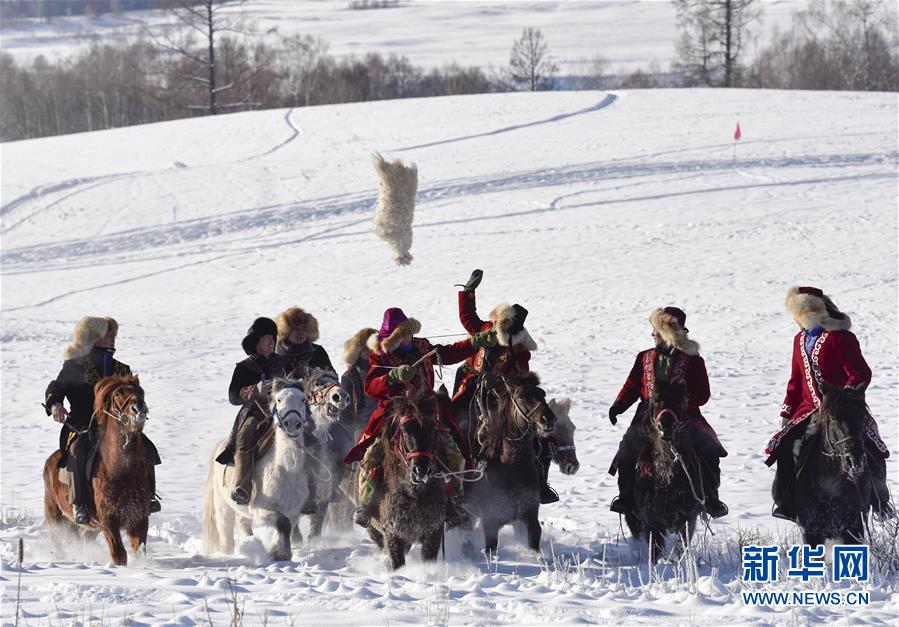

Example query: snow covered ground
[0,0,803,74]
[1,88,897,624]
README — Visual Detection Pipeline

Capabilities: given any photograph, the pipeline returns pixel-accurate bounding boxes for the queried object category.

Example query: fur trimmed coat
[453,290,532,401]
[608,348,726,474]
[343,335,477,464]
[764,329,889,465]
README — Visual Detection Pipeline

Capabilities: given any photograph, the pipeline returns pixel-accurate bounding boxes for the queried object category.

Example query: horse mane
[477,373,542,461]
[817,387,869,433]
[93,374,142,424]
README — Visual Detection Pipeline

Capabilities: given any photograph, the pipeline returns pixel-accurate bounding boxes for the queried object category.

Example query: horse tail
[202,449,223,554]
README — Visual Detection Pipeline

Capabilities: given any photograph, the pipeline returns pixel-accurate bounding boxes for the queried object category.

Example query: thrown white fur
[371,151,418,266]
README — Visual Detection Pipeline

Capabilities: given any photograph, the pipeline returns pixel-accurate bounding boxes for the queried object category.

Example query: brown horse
[43,374,151,566]
[367,397,447,569]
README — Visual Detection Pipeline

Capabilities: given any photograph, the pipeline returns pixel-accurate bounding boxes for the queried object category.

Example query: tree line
[1,0,896,142]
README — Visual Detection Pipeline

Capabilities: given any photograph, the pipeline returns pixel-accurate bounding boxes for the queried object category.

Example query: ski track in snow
[1,89,897,625]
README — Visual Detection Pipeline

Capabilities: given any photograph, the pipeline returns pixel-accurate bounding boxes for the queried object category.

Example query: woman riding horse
[44,316,161,524]
[452,269,558,504]
[608,307,729,519]
[340,327,380,441]
[767,286,892,520]
[344,307,496,528]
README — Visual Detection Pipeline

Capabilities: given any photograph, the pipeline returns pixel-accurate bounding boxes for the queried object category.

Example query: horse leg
[802,530,825,548]
[309,503,327,539]
[482,518,500,558]
[842,516,866,545]
[291,522,304,546]
[127,518,149,557]
[648,529,665,564]
[421,527,443,562]
[385,534,406,569]
[100,520,128,566]
[523,506,542,553]
[266,513,292,561]
[367,524,384,549]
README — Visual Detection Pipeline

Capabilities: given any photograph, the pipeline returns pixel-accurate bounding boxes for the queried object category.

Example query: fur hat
[64,316,117,360]
[649,307,699,356]
[275,307,320,343]
[489,303,537,350]
[344,327,377,366]
[242,317,277,355]
[785,286,851,331]
[368,308,421,355]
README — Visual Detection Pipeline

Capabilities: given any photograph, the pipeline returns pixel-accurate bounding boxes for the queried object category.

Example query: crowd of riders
[44,274,893,528]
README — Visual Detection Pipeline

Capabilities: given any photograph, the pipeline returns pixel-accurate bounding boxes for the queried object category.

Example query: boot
[147,463,161,513]
[231,449,253,506]
[73,504,91,525]
[771,456,796,521]
[540,482,560,504]
[445,496,472,529]
[872,465,895,519]
[610,494,634,515]
[705,495,728,518]
[537,439,559,504]
[611,456,636,514]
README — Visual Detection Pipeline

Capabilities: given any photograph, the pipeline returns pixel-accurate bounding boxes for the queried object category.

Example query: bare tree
[509,27,558,91]
[673,0,760,87]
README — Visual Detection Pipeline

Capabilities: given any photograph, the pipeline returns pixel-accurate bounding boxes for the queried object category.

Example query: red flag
[734,123,742,141]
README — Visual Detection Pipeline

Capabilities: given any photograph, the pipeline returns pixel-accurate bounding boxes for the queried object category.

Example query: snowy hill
[1,89,897,624]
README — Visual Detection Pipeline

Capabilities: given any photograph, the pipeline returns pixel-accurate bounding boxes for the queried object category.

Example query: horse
[42,374,151,566]
[466,372,556,556]
[626,379,706,563]
[203,377,316,561]
[792,386,874,546]
[299,369,352,539]
[548,398,580,476]
[367,397,447,569]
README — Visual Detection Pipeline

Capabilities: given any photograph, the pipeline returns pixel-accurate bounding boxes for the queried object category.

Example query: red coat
[608,348,727,474]
[344,336,476,464]
[453,290,531,401]
[764,329,889,465]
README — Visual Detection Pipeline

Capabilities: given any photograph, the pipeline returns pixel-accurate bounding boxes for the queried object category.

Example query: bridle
[307,381,343,417]
[102,388,147,428]
[654,407,686,439]
[392,414,437,480]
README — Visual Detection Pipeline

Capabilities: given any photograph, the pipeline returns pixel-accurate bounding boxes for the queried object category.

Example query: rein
[391,414,438,469]
[102,391,147,428]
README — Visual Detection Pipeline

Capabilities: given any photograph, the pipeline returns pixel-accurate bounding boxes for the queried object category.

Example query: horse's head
[93,374,148,434]
[388,398,439,487]
[548,397,579,475]
[506,372,556,437]
[269,378,315,444]
[649,380,688,442]
[815,385,869,482]
[305,369,350,421]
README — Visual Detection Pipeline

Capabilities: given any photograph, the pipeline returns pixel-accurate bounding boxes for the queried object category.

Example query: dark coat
[275,340,335,378]
[45,352,131,452]
[340,358,379,439]
[227,354,286,406]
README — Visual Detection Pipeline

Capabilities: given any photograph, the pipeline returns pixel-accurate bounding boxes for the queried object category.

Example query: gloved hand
[51,403,69,424]
[459,269,483,292]
[608,405,622,426]
[389,364,418,384]
[471,328,497,348]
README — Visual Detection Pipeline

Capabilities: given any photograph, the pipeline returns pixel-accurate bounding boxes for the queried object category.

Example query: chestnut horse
[43,374,151,566]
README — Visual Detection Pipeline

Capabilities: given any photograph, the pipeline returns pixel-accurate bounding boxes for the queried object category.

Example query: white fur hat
[64,316,117,360]
[649,307,699,356]
[785,286,851,331]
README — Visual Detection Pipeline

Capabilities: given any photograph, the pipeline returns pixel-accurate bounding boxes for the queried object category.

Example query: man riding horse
[452,269,558,504]
[344,307,496,528]
[44,316,161,524]
[608,307,729,519]
[340,327,380,440]
[218,317,289,506]
[767,286,892,521]
[275,307,336,377]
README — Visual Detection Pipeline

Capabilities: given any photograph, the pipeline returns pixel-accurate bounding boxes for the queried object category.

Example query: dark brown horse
[466,373,556,556]
[367,398,447,569]
[793,387,873,546]
[626,380,705,563]
[43,374,151,566]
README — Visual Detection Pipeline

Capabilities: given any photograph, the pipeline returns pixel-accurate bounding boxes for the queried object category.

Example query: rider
[767,286,893,520]
[608,307,729,519]
[218,317,286,505]
[452,269,558,504]
[344,307,496,528]
[275,307,336,377]
[45,316,161,524]
[339,327,380,440]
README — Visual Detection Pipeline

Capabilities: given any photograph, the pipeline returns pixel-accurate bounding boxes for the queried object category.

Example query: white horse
[301,369,352,538]
[203,378,315,560]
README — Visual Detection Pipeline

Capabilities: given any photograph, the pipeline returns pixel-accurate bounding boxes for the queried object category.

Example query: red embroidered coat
[764,329,889,465]
[344,337,476,464]
[608,348,727,475]
[453,291,531,401]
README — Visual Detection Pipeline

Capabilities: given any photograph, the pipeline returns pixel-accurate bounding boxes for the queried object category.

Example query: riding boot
[871,456,895,519]
[771,454,796,521]
[69,434,93,524]
[701,454,728,518]
[611,456,636,514]
[231,449,254,506]
[537,443,559,504]
[147,463,161,514]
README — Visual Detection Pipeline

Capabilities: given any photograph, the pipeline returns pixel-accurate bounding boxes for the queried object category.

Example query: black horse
[792,387,874,546]
[626,380,707,563]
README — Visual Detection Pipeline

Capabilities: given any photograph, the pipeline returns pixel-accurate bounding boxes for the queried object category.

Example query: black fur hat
[242,317,277,355]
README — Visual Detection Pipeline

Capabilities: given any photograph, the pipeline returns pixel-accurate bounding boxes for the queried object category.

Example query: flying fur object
[371,152,418,266]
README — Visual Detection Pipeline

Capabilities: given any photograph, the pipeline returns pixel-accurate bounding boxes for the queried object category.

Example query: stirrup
[540,484,560,504]
[705,498,728,519]
[771,503,796,521]
[73,504,91,525]
[610,495,632,515]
